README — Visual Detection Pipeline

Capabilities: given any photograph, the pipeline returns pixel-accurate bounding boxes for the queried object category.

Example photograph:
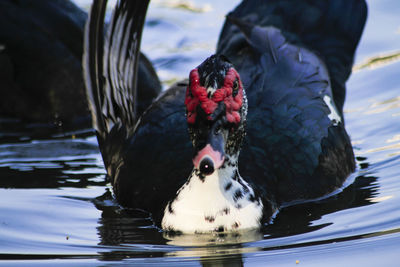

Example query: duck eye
[232,80,239,96]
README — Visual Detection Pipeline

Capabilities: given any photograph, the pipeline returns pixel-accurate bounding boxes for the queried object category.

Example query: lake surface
[1,0,400,266]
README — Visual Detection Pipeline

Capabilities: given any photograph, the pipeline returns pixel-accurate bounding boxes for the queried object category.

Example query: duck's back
[218,0,367,112]
[216,0,367,205]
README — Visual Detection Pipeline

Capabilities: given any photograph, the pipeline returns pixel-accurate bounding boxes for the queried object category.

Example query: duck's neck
[161,157,263,233]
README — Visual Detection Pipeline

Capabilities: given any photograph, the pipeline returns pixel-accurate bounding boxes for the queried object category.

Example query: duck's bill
[192,126,226,176]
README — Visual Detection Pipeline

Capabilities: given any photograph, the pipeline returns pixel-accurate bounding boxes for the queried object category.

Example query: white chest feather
[161,166,263,233]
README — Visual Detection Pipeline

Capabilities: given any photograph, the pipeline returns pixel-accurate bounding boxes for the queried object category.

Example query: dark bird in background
[84,0,367,233]
[0,0,160,127]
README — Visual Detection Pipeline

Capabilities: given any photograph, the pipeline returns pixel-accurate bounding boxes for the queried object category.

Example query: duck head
[161,56,260,233]
[185,55,247,176]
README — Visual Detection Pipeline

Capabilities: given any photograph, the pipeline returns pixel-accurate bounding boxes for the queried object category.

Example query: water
[1,0,400,266]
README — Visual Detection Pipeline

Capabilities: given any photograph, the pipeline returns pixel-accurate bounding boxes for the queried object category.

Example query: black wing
[84,0,191,221]
[216,0,365,204]
[83,0,150,139]
[218,0,367,113]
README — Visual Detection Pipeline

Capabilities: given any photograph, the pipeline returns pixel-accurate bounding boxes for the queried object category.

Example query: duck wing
[216,0,366,204]
[218,0,367,113]
[84,0,149,137]
[84,0,191,221]
[84,0,151,179]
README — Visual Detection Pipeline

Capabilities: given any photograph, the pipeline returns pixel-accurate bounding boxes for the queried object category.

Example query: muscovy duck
[84,0,367,233]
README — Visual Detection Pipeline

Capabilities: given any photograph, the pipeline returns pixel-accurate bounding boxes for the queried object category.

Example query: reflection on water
[353,50,400,71]
[155,0,212,13]
[0,134,105,189]
[0,125,377,264]
[1,0,400,265]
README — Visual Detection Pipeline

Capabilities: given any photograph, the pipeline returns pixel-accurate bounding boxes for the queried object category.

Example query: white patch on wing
[323,95,341,126]
[161,165,263,233]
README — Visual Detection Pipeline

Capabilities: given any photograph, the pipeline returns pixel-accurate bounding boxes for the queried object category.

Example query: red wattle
[185,68,243,124]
